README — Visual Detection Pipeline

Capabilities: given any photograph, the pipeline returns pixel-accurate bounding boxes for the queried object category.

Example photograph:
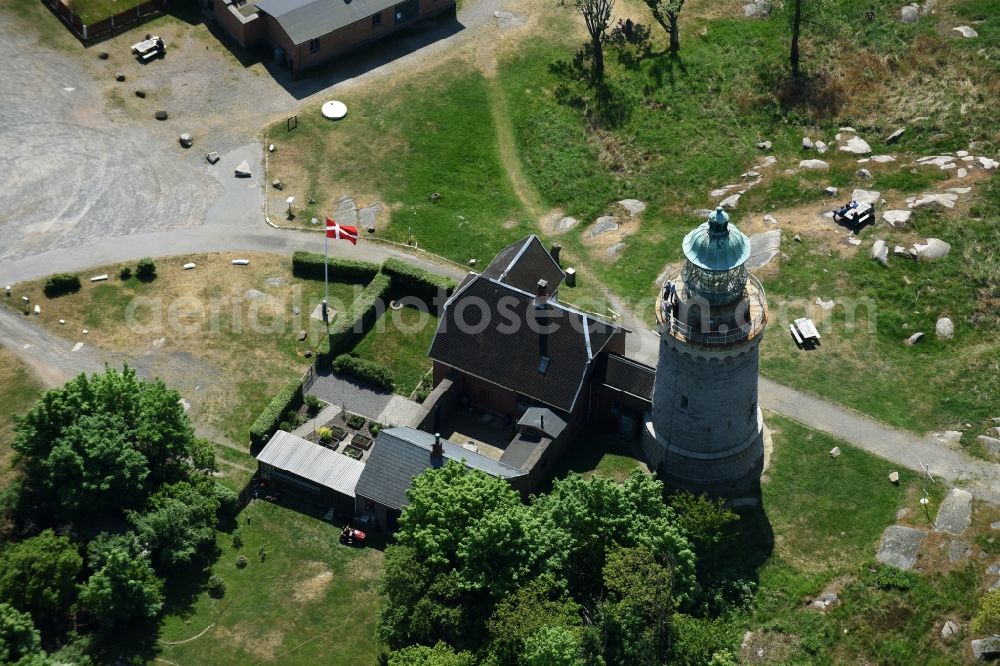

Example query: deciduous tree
[0,530,82,622]
[0,603,44,665]
[77,547,163,627]
[563,0,615,83]
[643,0,684,55]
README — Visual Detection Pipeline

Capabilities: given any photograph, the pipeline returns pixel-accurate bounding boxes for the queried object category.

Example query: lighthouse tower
[642,207,768,494]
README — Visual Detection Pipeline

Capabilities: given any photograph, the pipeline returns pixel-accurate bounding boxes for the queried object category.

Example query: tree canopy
[0,530,82,622]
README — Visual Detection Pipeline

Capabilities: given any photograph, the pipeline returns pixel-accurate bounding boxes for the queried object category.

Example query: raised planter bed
[351,434,373,450]
[343,445,364,460]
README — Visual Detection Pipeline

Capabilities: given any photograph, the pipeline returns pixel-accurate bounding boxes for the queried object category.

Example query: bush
[43,273,81,298]
[208,482,239,519]
[119,266,132,281]
[235,555,248,569]
[305,395,323,417]
[291,251,380,283]
[322,272,393,364]
[413,380,433,404]
[974,589,1000,635]
[368,422,382,437]
[249,379,304,448]
[206,575,226,599]
[381,257,457,309]
[344,411,367,430]
[867,564,916,591]
[333,354,395,391]
[136,257,157,282]
[317,427,334,444]
[258,546,267,562]
[231,529,243,549]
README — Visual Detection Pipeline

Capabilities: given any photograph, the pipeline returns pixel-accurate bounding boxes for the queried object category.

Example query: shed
[256,430,365,513]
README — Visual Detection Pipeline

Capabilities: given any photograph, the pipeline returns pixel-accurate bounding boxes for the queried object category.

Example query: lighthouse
[642,207,768,494]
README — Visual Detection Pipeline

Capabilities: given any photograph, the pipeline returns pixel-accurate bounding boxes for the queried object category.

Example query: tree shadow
[761,66,846,121]
[648,52,688,90]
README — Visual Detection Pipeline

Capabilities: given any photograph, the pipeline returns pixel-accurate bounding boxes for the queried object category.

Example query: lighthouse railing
[657,274,767,346]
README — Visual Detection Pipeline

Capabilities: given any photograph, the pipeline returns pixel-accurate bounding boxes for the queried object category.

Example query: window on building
[394,0,419,23]
[747,400,756,423]
[372,11,381,26]
[309,38,320,53]
[679,395,689,410]
[538,356,550,374]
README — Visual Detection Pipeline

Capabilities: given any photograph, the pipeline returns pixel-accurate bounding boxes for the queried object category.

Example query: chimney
[432,433,443,458]
[534,279,549,307]
[550,244,562,266]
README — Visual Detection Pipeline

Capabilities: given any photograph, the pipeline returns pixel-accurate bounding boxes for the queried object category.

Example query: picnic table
[834,200,875,227]
[790,317,821,345]
[131,35,164,61]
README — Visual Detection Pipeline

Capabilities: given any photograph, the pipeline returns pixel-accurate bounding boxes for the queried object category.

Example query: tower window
[309,38,320,53]
[679,395,689,410]
[747,401,756,423]
[372,11,381,25]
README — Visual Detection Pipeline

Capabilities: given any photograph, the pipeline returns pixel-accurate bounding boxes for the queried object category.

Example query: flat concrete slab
[376,395,424,428]
[935,488,973,534]
[307,371,394,421]
[876,525,927,570]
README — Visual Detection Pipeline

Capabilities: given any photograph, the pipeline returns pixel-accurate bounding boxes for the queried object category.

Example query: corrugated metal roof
[257,430,365,497]
[255,0,400,45]
[354,427,524,510]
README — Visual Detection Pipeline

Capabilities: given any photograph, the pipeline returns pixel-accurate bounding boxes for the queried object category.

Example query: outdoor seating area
[790,317,821,349]
[130,34,165,61]
[833,199,875,229]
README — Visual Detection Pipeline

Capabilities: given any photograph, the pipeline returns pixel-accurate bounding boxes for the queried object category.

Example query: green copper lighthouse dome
[682,207,751,271]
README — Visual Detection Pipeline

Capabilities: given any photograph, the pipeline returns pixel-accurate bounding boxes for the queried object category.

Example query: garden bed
[343,445,364,460]
[351,434,373,450]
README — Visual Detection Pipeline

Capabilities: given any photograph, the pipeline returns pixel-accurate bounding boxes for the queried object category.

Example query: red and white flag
[325,218,358,245]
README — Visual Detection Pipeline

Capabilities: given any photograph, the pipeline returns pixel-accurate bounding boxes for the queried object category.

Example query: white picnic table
[790,317,821,345]
[131,36,163,60]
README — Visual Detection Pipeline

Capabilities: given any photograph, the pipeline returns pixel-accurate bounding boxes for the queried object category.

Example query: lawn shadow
[648,52,688,89]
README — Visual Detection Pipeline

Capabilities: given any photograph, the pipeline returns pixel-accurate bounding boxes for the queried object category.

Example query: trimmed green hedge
[43,273,81,298]
[292,251,380,283]
[333,355,395,391]
[320,272,393,365]
[381,257,457,309]
[249,379,304,448]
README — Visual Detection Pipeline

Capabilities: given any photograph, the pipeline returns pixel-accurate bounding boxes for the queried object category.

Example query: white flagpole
[324,223,329,328]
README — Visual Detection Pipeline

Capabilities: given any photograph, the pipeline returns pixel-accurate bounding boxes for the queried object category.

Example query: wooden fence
[40,0,168,45]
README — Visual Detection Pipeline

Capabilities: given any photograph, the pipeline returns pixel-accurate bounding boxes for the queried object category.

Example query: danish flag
[325,218,358,245]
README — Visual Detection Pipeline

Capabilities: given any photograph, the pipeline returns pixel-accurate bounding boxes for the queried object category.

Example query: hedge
[381,257,457,309]
[320,272,393,365]
[43,273,81,298]
[249,379,304,448]
[332,355,394,391]
[292,251,380,283]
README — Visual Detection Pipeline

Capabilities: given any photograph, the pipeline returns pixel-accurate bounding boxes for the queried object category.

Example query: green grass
[349,305,437,397]
[266,65,531,265]
[541,429,644,490]
[67,0,145,25]
[0,348,44,485]
[157,500,382,664]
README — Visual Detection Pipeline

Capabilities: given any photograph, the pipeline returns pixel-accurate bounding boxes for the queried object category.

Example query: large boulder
[979,436,1000,457]
[883,209,911,227]
[910,192,958,209]
[852,188,881,205]
[876,525,927,570]
[747,230,782,269]
[972,636,1000,661]
[953,25,978,38]
[913,238,951,261]
[872,240,888,267]
[800,159,829,170]
[886,128,905,144]
[936,317,954,340]
[839,135,872,154]
[590,216,619,238]
[935,488,973,535]
[234,160,251,178]
[900,5,919,23]
[719,193,741,209]
[617,199,647,216]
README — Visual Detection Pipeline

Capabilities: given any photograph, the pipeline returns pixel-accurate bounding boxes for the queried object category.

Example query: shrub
[235,555,248,569]
[231,529,243,549]
[413,381,433,404]
[381,257,457,309]
[43,273,81,298]
[206,575,226,599]
[323,272,393,364]
[209,482,239,519]
[258,546,267,562]
[974,589,1000,635]
[291,251,380,283]
[868,565,916,591]
[344,411,367,430]
[368,422,382,437]
[249,379,304,448]
[119,266,132,281]
[305,395,323,416]
[317,427,334,444]
[333,354,395,391]
[136,257,157,282]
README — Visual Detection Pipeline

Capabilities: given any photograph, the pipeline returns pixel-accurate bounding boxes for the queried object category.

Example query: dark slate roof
[354,427,523,511]
[255,0,397,45]
[482,235,565,294]
[499,433,552,471]
[428,275,621,413]
[592,353,656,401]
[517,407,568,439]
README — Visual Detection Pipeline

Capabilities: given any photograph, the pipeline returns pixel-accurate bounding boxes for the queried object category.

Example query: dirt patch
[347,549,384,582]
[293,560,335,604]
[216,625,285,660]
[741,629,801,664]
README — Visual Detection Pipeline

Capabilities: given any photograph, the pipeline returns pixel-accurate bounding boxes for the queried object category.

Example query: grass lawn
[66,0,145,25]
[738,415,986,664]
[0,349,44,486]
[265,62,532,265]
[4,253,365,448]
[157,499,383,664]
[542,428,645,490]
[349,305,438,397]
